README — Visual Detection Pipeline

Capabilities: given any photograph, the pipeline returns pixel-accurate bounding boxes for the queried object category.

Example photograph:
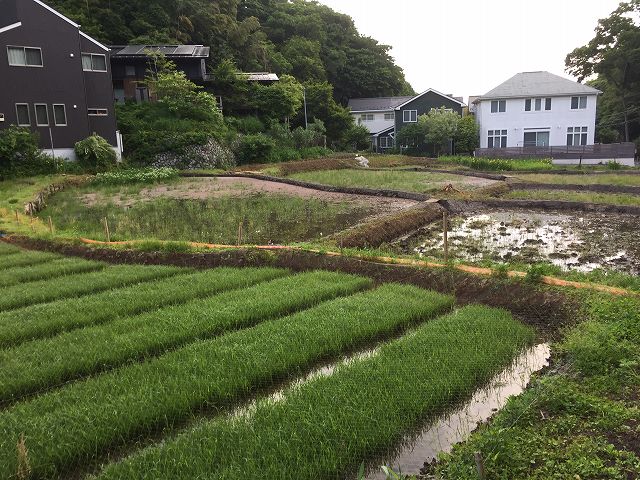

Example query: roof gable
[348,96,414,112]
[395,88,466,109]
[480,71,601,100]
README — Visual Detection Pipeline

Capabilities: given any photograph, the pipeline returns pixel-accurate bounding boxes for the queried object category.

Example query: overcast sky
[317,0,620,102]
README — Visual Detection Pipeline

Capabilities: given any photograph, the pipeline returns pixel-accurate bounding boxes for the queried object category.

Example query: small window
[487,129,507,148]
[525,99,532,111]
[571,96,587,110]
[490,100,506,113]
[34,104,49,126]
[384,113,394,120]
[535,98,542,111]
[82,53,107,72]
[403,110,417,122]
[545,98,552,110]
[88,108,108,116]
[53,104,67,126]
[567,126,588,146]
[15,104,30,126]
[7,46,43,67]
[379,137,393,148]
[125,65,136,77]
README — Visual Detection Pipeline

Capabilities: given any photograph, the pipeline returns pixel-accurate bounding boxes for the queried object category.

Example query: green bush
[0,126,61,178]
[439,155,553,172]
[236,134,276,164]
[74,134,117,173]
[93,167,178,185]
[607,160,622,170]
[225,116,265,135]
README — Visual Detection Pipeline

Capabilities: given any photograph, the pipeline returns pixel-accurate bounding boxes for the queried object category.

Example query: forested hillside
[46,0,414,103]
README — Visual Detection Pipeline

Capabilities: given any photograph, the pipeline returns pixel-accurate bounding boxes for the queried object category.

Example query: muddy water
[397,210,640,275]
[364,343,550,479]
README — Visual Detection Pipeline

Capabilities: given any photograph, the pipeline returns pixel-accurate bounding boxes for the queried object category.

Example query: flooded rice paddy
[398,210,640,275]
[365,344,551,479]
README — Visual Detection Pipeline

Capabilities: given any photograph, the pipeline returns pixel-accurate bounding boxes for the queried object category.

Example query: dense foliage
[74,134,118,172]
[92,167,179,185]
[566,0,640,145]
[0,126,60,178]
[46,0,413,104]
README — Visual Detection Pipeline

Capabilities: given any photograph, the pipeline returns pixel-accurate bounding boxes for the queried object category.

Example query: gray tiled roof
[479,71,601,100]
[348,96,414,112]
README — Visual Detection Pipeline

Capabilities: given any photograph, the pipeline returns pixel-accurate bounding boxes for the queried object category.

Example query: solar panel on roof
[174,45,196,55]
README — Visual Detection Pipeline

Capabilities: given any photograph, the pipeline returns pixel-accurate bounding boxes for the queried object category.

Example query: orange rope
[77,238,635,297]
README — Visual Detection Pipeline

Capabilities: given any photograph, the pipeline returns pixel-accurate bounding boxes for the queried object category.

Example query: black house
[109,45,211,103]
[0,0,121,160]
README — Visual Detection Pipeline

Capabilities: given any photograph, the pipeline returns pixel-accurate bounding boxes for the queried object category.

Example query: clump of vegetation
[0,126,61,179]
[607,160,622,170]
[439,156,553,171]
[92,167,178,186]
[525,264,546,283]
[74,134,118,173]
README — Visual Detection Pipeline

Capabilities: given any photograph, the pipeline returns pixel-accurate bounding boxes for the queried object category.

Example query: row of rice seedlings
[0,284,451,479]
[0,271,369,403]
[95,305,535,480]
[0,267,281,348]
[0,250,59,269]
[0,257,104,288]
[0,264,184,312]
[0,242,20,256]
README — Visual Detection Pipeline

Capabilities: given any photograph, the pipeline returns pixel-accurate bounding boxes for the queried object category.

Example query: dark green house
[348,89,465,154]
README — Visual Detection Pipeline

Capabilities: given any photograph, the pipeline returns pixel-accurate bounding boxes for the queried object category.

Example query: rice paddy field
[0,243,537,479]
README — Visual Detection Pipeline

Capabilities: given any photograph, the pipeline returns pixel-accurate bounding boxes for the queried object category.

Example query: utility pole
[303,87,308,129]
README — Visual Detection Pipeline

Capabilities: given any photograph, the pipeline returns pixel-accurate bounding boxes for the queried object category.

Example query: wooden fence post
[15,210,20,225]
[48,216,54,235]
[443,211,449,262]
[103,217,111,243]
[474,451,486,480]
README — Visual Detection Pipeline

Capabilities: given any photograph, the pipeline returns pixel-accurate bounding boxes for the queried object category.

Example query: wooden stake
[103,217,111,243]
[474,451,486,480]
[443,211,449,262]
[15,209,20,225]
[48,216,54,235]
[30,216,35,233]
[237,222,243,246]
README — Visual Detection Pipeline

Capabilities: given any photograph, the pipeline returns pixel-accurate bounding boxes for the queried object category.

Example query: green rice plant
[95,305,534,480]
[0,268,278,347]
[0,264,184,312]
[0,284,450,479]
[0,257,104,288]
[0,242,20,256]
[0,250,59,270]
[0,271,369,402]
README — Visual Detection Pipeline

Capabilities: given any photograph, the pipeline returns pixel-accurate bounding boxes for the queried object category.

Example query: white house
[475,71,601,150]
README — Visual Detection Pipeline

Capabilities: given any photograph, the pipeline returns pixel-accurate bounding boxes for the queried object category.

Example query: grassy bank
[504,188,640,207]
[514,172,640,186]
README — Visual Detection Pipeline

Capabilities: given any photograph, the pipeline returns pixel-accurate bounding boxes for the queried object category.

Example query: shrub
[340,124,372,151]
[235,134,276,164]
[225,116,265,135]
[152,138,236,170]
[0,126,61,178]
[525,264,546,283]
[607,160,622,170]
[74,134,117,173]
[268,147,301,163]
[93,167,178,185]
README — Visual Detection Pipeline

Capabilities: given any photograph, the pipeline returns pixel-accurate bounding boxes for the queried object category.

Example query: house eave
[394,88,466,110]
[476,91,602,102]
[349,109,394,114]
[0,21,22,34]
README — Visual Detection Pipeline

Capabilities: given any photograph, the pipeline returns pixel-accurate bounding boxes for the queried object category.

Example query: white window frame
[379,136,393,148]
[82,53,108,72]
[359,113,374,122]
[53,104,67,126]
[567,126,588,146]
[15,103,30,126]
[571,96,587,110]
[383,112,394,120]
[403,110,418,123]
[487,129,507,148]
[88,108,108,116]
[545,98,552,111]
[34,103,49,126]
[490,100,506,113]
[7,46,43,67]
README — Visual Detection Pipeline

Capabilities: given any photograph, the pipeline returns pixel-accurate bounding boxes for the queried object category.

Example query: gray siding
[394,91,464,134]
[0,0,117,149]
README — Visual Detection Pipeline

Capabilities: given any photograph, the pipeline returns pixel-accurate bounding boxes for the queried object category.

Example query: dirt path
[81,177,420,211]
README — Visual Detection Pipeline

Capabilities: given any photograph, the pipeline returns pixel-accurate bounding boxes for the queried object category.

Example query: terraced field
[0,244,535,479]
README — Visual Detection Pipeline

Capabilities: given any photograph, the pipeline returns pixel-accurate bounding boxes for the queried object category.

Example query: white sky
[316,0,620,102]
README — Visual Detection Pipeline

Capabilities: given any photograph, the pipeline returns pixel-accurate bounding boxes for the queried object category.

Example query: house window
[488,129,507,148]
[379,136,393,148]
[403,110,417,122]
[15,104,30,126]
[34,104,49,126]
[82,53,107,72]
[359,113,374,122]
[88,108,108,116]
[571,96,587,109]
[7,46,43,67]
[567,126,588,146]
[384,113,394,120]
[525,98,552,112]
[125,65,136,77]
[523,131,550,147]
[490,100,506,113]
[53,104,67,126]
[545,98,552,110]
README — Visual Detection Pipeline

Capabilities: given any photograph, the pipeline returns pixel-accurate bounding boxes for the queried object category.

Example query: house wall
[0,0,118,153]
[395,91,463,135]
[476,95,598,148]
[350,110,394,134]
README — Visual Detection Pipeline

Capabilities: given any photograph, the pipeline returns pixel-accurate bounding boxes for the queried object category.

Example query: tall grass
[0,284,450,479]
[0,242,20,256]
[0,250,59,269]
[0,257,104,288]
[95,306,534,480]
[0,268,276,347]
[439,156,553,172]
[0,264,185,311]
[0,271,369,402]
